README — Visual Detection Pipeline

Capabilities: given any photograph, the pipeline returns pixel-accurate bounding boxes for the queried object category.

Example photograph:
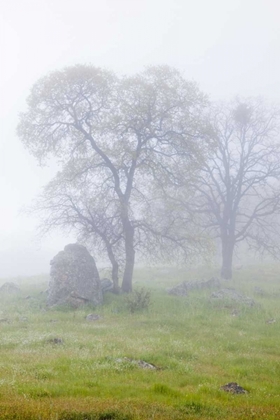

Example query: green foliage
[124,287,151,313]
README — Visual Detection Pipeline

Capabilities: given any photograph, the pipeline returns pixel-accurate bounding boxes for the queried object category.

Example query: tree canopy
[188,98,280,278]
[18,65,212,291]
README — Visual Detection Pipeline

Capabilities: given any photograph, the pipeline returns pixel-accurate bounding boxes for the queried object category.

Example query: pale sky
[0,0,280,277]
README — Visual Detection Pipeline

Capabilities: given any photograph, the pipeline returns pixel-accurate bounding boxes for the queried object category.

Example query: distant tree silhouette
[188,99,280,279]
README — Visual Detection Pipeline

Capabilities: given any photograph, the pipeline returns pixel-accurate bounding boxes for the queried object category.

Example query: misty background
[0,0,279,277]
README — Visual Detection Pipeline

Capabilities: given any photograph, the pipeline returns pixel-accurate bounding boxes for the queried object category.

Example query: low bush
[124,287,151,313]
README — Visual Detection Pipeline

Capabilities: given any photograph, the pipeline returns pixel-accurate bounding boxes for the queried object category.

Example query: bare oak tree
[189,99,280,279]
[18,65,211,292]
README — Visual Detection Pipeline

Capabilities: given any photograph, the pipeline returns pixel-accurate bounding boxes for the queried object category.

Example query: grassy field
[0,264,279,419]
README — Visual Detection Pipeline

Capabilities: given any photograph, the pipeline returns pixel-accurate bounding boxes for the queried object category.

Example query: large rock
[210,288,256,307]
[48,244,102,307]
[167,277,220,296]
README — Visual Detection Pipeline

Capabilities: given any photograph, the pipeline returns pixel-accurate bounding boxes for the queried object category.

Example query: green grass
[0,264,280,418]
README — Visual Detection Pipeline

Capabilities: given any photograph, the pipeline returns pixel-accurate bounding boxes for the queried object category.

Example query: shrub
[124,288,151,313]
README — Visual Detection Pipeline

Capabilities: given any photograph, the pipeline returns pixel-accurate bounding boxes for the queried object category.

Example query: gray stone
[0,318,10,323]
[220,382,248,394]
[19,316,28,322]
[168,277,220,296]
[231,308,240,317]
[100,278,114,293]
[116,357,159,370]
[0,282,21,294]
[167,282,189,296]
[47,337,63,345]
[266,318,276,324]
[48,243,102,307]
[210,288,256,307]
[86,313,102,321]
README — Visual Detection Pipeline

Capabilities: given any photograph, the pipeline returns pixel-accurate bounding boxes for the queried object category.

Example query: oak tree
[18,65,211,291]
[189,99,280,279]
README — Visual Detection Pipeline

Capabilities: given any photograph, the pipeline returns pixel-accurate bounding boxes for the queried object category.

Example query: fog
[0,0,280,277]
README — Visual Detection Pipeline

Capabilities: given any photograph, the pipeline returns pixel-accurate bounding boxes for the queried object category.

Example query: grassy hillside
[0,264,279,419]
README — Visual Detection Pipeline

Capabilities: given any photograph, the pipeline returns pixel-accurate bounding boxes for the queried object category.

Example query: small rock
[231,309,239,317]
[86,313,102,321]
[167,277,220,296]
[0,282,21,294]
[100,278,114,293]
[0,318,10,323]
[167,283,188,296]
[266,318,276,324]
[116,357,159,370]
[19,316,28,322]
[137,360,158,370]
[220,382,248,394]
[210,288,256,307]
[47,337,63,345]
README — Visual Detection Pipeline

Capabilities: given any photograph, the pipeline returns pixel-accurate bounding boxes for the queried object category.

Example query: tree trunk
[111,260,120,294]
[121,220,135,293]
[221,238,234,280]
[105,242,120,294]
